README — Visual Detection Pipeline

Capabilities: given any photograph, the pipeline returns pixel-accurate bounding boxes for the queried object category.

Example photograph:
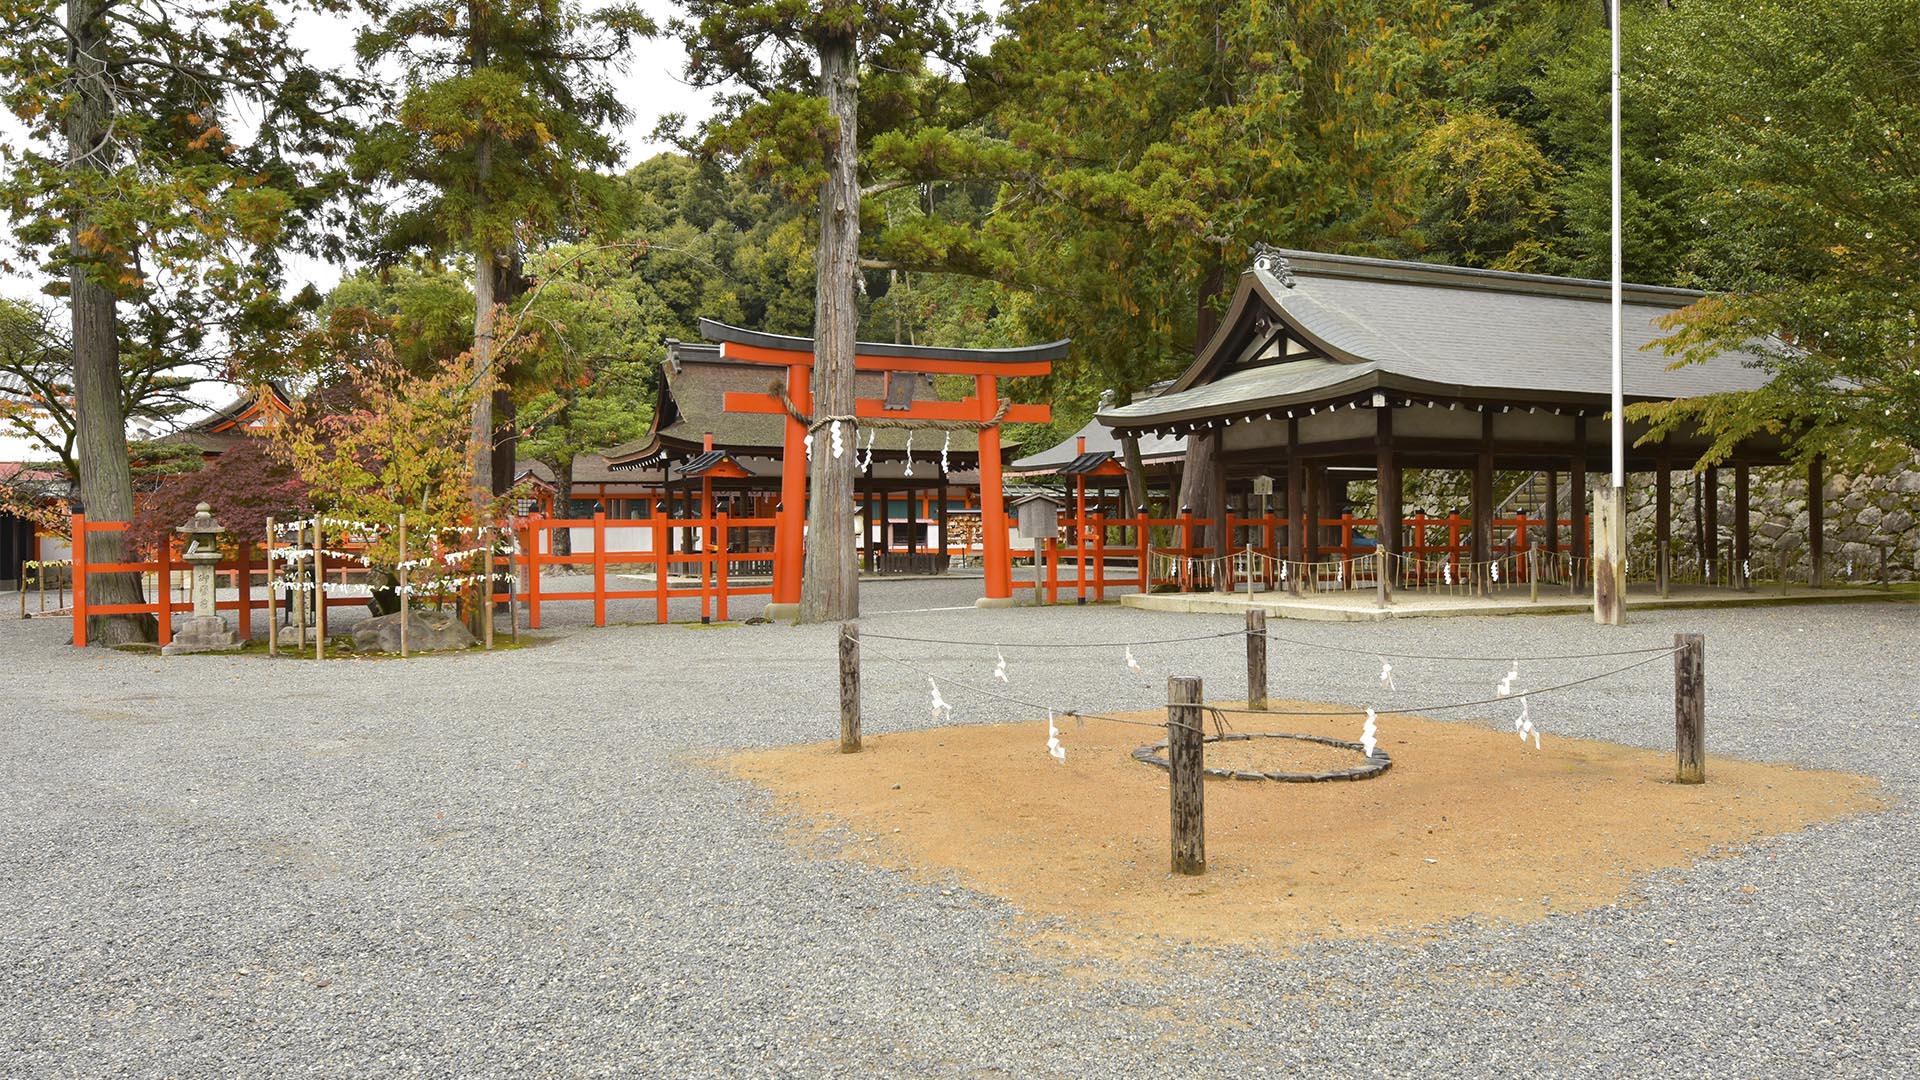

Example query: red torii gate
[698,319,1061,612]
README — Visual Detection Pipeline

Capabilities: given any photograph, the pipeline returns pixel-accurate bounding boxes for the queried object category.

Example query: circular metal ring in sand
[1131,732,1391,782]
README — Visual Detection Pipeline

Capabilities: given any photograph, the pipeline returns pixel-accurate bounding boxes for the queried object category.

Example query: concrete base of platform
[1120,583,1891,621]
[974,595,1019,609]
[762,602,799,622]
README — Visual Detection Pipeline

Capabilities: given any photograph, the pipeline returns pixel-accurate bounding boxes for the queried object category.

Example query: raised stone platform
[1120,582,1893,621]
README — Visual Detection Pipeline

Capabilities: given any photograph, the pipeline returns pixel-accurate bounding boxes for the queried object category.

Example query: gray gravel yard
[3,578,1916,1078]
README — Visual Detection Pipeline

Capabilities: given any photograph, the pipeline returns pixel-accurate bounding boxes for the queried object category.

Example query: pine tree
[0,0,359,643]
[352,0,652,506]
[672,0,989,622]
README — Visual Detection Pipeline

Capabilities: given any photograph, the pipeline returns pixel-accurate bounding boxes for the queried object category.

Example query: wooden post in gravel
[1674,633,1706,784]
[1245,609,1267,710]
[1168,674,1206,875]
[398,514,409,658]
[839,622,861,753]
[265,519,278,656]
[313,522,326,661]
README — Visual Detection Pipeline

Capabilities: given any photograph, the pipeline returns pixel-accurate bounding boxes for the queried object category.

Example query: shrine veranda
[2,575,1915,1076]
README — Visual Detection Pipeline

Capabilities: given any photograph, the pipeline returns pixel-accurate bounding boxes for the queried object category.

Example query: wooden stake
[1245,609,1267,710]
[398,513,409,658]
[482,526,494,651]
[294,522,307,652]
[1167,674,1206,875]
[1674,633,1706,784]
[1529,542,1540,603]
[266,517,278,657]
[839,622,861,752]
[314,521,326,661]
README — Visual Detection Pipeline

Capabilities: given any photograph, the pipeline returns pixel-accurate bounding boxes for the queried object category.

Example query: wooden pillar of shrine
[1472,413,1494,597]
[1375,407,1399,602]
[1809,455,1826,587]
[1734,462,1751,590]
[975,375,1015,605]
[1656,447,1673,596]
[1571,416,1589,580]
[936,463,950,568]
[905,483,920,561]
[1544,468,1559,555]
[1703,466,1720,582]
[767,362,810,619]
[1285,419,1304,593]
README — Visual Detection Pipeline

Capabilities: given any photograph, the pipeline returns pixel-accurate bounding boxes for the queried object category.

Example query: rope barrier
[1208,646,1684,719]
[859,640,1216,736]
[854,623,1682,664]
[856,628,1247,649]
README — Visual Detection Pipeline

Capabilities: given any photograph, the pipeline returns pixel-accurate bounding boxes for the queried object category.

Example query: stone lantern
[161,502,240,655]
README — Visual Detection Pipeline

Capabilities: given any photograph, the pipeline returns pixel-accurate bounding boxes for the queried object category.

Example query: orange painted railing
[67,513,278,647]
[518,510,778,627]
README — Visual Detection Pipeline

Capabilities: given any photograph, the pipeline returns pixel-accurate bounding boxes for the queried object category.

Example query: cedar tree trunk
[67,0,153,644]
[800,33,861,623]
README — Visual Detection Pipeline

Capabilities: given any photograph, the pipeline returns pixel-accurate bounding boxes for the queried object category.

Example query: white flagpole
[1610,0,1624,488]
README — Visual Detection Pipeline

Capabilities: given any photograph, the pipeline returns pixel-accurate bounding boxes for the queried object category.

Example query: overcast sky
[0,1,714,458]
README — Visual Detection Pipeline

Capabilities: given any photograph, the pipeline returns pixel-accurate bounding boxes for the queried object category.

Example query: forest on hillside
[3,0,1914,622]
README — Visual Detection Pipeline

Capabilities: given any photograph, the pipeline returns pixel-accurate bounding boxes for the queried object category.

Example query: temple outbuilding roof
[1099,250,1774,432]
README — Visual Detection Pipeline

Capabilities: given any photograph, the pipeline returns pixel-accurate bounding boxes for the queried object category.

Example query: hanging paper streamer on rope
[1443,561,1453,586]
[861,430,875,471]
[1743,558,1751,582]
[940,431,950,475]
[830,420,846,459]
[804,432,814,461]
[1125,645,1145,677]
[1515,696,1539,748]
[1379,657,1396,692]
[1491,561,1501,584]
[929,677,953,723]
[1496,661,1520,698]
[1279,561,1288,584]
[1046,711,1066,763]
[992,647,1009,684]
[1336,562,1345,586]
[1361,708,1378,757]
[903,430,915,476]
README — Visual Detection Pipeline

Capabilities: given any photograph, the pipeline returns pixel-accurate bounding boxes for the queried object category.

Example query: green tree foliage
[1397,110,1559,271]
[352,0,653,499]
[1625,0,1920,466]
[0,0,358,641]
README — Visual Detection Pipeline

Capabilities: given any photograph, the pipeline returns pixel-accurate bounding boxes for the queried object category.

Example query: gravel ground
[3,578,1916,1078]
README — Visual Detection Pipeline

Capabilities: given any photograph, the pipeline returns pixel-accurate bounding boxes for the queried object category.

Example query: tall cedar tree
[673,0,989,622]
[352,0,651,505]
[0,0,359,643]
[930,0,1465,549]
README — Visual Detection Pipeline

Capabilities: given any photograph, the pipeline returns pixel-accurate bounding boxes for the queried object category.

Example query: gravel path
[3,580,1915,1078]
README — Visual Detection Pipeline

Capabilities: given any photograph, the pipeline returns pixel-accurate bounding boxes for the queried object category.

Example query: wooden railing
[1039,510,1595,603]
[518,510,777,627]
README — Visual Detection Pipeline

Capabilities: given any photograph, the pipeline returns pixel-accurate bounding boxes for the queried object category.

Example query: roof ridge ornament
[1250,243,1295,287]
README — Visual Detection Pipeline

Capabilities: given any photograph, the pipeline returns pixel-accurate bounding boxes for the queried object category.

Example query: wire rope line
[858,640,1215,736]
[1209,646,1684,719]
[855,624,1676,664]
[856,628,1247,649]
[1259,629,1678,663]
